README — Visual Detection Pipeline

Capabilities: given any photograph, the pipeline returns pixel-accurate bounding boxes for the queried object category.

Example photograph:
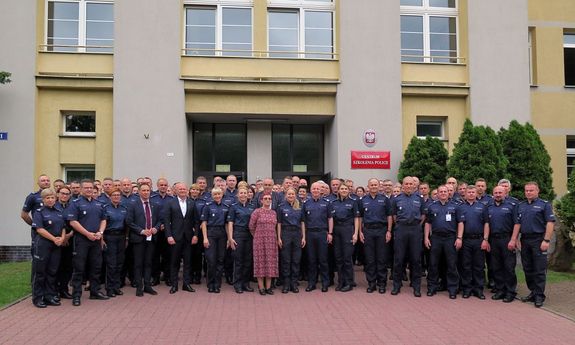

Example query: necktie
[144,201,152,229]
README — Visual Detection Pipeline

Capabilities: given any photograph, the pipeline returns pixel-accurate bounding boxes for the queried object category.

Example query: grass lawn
[516,267,575,285]
[0,261,31,308]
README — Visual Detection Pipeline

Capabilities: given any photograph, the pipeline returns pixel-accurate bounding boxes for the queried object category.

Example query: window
[64,165,95,182]
[528,28,536,85]
[568,138,575,178]
[193,123,247,175]
[62,112,96,136]
[272,124,324,176]
[416,117,445,139]
[564,33,575,86]
[46,0,114,53]
[401,0,458,63]
[184,1,252,57]
[268,0,335,59]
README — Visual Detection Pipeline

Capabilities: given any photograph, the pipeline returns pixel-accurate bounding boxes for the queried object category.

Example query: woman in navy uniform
[189,184,206,284]
[277,187,304,293]
[330,184,360,292]
[227,186,256,293]
[103,189,128,297]
[55,186,74,299]
[201,187,229,293]
[31,189,65,308]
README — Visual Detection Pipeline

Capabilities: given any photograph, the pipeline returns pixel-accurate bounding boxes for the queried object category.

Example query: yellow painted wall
[541,135,569,196]
[37,53,113,76]
[529,0,575,22]
[402,96,467,153]
[35,89,113,180]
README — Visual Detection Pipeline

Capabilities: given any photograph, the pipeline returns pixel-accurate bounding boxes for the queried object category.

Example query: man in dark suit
[164,182,198,294]
[127,183,161,296]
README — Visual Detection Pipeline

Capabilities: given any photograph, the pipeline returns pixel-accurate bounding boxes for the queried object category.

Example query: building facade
[1,0,574,255]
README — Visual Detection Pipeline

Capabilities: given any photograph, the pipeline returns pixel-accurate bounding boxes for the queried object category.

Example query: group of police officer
[22,173,555,309]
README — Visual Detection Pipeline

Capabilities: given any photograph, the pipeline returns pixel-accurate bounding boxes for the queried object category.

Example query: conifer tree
[398,136,448,188]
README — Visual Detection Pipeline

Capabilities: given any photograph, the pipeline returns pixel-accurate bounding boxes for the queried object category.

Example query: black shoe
[413,290,421,297]
[340,285,352,292]
[214,287,221,293]
[351,282,357,287]
[208,287,215,293]
[243,285,254,292]
[60,291,73,299]
[492,292,505,300]
[183,284,196,293]
[305,286,316,292]
[259,289,266,296]
[282,287,289,294]
[106,291,116,298]
[144,287,158,295]
[321,286,328,292]
[476,293,485,300]
[335,285,342,292]
[449,294,457,299]
[44,297,61,306]
[503,295,515,303]
[90,292,109,300]
[521,293,535,303]
[235,287,244,294]
[534,300,544,308]
[462,292,470,299]
[226,277,233,285]
[151,279,159,287]
[136,289,144,297]
[115,289,123,296]
[427,290,436,297]
[266,288,274,295]
[165,280,172,287]
[52,296,61,303]
[34,300,47,308]
[170,286,178,294]
[378,287,386,294]
[292,286,299,293]
[131,282,138,288]
[366,285,376,293]
[72,297,81,306]
[391,288,400,295]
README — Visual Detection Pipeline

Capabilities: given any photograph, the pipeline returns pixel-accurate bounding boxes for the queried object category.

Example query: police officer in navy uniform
[31,188,65,308]
[330,183,360,292]
[201,187,230,293]
[277,187,304,293]
[189,183,207,284]
[150,178,173,286]
[488,185,517,303]
[301,182,333,292]
[511,181,555,308]
[360,178,392,293]
[223,175,238,285]
[424,185,460,299]
[21,174,51,251]
[55,186,74,299]
[67,179,108,306]
[126,183,161,297]
[457,185,490,299]
[390,176,426,297]
[102,188,128,297]
[227,186,256,293]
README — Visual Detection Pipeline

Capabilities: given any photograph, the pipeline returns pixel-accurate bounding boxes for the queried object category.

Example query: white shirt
[179,197,187,217]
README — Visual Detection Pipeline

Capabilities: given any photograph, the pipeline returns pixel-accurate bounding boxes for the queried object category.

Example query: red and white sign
[351,151,391,169]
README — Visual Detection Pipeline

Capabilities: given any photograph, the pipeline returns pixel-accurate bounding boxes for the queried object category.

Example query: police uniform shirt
[277,202,303,227]
[96,193,112,206]
[391,193,425,225]
[121,193,139,208]
[223,189,238,207]
[227,202,255,228]
[477,194,493,206]
[331,197,360,226]
[22,190,43,217]
[301,197,332,229]
[515,198,555,234]
[32,206,65,237]
[505,195,520,206]
[201,201,229,227]
[457,201,488,234]
[199,191,212,202]
[104,203,128,231]
[360,193,391,225]
[192,198,207,229]
[487,199,516,234]
[422,197,434,214]
[426,200,459,233]
[66,196,106,232]
[324,193,338,203]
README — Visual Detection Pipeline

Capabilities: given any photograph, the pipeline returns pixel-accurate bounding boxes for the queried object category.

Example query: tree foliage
[555,168,575,236]
[0,71,11,84]
[447,119,507,188]
[398,136,448,188]
[499,120,555,200]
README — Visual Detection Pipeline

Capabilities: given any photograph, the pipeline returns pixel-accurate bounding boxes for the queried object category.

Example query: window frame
[416,116,446,140]
[45,0,114,53]
[272,124,325,177]
[563,32,575,87]
[267,0,335,59]
[183,0,254,57]
[62,111,96,137]
[400,0,459,63]
[568,138,575,178]
[63,165,96,182]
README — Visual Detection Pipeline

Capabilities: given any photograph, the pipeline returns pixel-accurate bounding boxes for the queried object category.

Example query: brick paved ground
[1,270,574,345]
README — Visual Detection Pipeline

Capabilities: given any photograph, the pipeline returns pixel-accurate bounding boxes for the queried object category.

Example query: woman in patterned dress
[249,193,278,295]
